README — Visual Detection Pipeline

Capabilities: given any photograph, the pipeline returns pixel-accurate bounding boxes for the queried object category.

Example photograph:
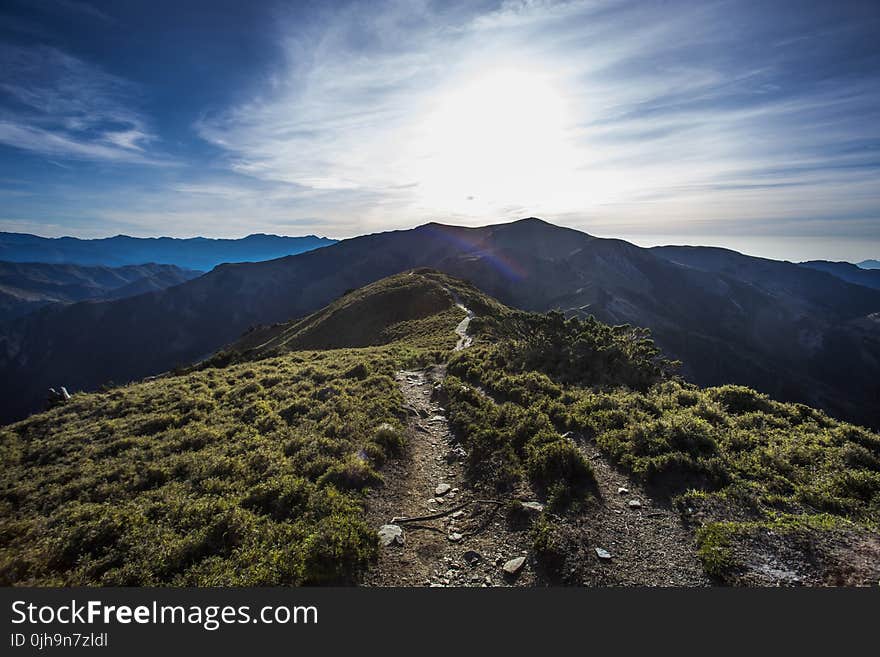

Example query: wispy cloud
[194,0,880,241]
[0,44,160,163]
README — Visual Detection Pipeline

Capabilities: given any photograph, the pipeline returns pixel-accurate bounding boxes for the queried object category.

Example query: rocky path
[363,366,537,587]
[563,438,711,586]
[452,302,473,350]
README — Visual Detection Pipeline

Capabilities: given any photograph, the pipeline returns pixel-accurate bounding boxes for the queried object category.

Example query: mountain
[0,261,201,322]
[2,218,880,428]
[0,232,336,271]
[2,270,876,587]
[799,260,880,290]
[858,259,880,270]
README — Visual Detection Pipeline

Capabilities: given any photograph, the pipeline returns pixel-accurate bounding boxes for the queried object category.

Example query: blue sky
[0,0,878,261]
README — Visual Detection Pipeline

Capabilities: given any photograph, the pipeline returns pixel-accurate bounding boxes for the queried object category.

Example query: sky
[0,0,878,262]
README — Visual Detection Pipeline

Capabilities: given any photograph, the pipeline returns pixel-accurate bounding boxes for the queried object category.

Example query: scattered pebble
[435,483,452,496]
[452,510,465,519]
[448,532,463,542]
[628,499,642,509]
[502,556,526,575]
[617,487,630,495]
[595,547,613,561]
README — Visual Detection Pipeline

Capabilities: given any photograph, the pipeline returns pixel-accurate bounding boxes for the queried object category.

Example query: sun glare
[408,68,584,216]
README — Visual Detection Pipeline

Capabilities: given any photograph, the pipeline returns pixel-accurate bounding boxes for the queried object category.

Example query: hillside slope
[2,218,880,427]
[0,261,201,321]
[2,271,876,587]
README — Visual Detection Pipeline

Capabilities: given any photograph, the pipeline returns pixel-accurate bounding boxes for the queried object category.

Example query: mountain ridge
[0,261,201,322]
[0,231,336,271]
[1,218,879,428]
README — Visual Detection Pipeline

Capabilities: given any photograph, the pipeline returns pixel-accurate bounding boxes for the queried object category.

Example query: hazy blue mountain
[0,232,336,271]
[800,260,880,290]
[0,261,201,321]
[2,219,879,428]
[858,259,880,270]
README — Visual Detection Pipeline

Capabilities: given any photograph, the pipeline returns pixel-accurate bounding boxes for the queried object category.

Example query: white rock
[452,510,465,519]
[378,524,404,547]
[595,547,612,561]
[628,499,642,509]
[502,556,526,575]
[435,483,452,496]
[448,532,463,542]
[617,487,630,495]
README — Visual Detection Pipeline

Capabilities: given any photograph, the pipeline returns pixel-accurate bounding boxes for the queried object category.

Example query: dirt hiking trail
[364,299,709,586]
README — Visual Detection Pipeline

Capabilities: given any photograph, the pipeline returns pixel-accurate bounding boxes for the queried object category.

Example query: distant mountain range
[0,232,337,271]
[858,259,880,270]
[1,218,879,428]
[799,260,880,290]
[0,261,201,322]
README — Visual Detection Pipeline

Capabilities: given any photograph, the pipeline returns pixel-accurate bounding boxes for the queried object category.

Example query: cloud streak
[194,0,880,244]
[0,44,160,163]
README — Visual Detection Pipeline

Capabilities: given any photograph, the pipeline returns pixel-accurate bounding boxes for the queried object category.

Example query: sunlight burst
[408,68,584,215]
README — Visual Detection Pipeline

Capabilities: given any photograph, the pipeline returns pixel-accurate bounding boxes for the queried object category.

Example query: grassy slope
[0,271,480,585]
[444,313,880,583]
[1,269,878,586]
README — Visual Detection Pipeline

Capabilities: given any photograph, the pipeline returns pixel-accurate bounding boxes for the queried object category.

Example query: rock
[435,483,452,496]
[520,501,545,514]
[451,487,460,494]
[378,524,404,547]
[315,386,339,401]
[451,510,465,519]
[502,556,526,575]
[448,532,463,542]
[617,487,630,495]
[60,386,71,400]
[463,550,483,566]
[595,547,613,561]
[628,499,642,509]
[429,415,446,422]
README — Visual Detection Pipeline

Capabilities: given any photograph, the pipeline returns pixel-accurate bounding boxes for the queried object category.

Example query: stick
[391,499,504,524]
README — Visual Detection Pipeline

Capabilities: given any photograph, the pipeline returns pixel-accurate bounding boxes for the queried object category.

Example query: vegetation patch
[445,312,880,581]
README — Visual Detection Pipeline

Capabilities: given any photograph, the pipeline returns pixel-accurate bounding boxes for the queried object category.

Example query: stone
[628,499,642,509]
[451,510,465,519]
[378,524,404,547]
[462,550,483,566]
[502,556,526,575]
[448,532,463,542]
[595,547,613,561]
[435,483,452,496]
[617,487,630,495]
[520,501,545,514]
